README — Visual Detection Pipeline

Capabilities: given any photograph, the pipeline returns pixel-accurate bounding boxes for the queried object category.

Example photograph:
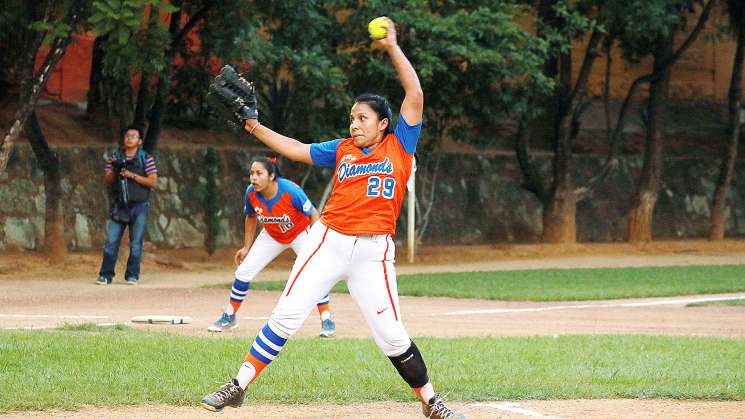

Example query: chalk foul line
[442,295,745,316]
[0,314,109,319]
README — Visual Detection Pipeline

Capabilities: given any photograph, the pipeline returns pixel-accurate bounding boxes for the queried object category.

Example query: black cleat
[422,394,466,419]
[201,379,245,412]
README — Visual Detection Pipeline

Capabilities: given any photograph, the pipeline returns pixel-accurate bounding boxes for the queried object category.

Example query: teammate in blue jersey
[208,157,336,337]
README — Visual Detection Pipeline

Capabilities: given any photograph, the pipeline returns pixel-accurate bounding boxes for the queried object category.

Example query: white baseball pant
[234,228,308,283]
[267,221,411,356]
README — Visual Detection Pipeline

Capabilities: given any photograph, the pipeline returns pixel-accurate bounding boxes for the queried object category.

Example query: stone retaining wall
[1,144,742,250]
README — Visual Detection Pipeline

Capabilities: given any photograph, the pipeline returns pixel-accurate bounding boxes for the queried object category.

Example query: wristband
[249,122,261,135]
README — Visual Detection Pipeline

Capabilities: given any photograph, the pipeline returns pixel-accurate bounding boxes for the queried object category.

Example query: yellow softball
[368,17,388,40]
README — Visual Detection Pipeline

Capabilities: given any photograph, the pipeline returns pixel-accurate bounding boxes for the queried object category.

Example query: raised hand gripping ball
[368,17,388,40]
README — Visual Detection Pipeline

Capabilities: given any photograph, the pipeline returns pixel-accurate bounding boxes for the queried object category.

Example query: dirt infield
[3,400,745,419]
[2,240,745,418]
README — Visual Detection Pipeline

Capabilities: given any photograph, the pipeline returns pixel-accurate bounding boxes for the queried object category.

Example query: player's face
[349,102,388,148]
[250,162,274,192]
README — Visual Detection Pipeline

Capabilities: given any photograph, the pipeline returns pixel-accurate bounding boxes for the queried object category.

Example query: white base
[130,315,192,325]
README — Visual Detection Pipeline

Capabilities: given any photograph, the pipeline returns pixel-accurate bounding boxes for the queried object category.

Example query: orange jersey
[244,178,314,243]
[310,116,421,235]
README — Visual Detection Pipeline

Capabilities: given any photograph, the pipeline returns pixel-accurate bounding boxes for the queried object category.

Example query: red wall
[35,34,94,104]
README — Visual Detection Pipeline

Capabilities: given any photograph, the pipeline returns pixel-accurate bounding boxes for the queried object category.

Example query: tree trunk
[709,22,744,240]
[1,0,86,176]
[710,121,742,239]
[0,40,67,176]
[131,6,162,130]
[603,40,613,142]
[529,0,561,150]
[269,78,291,133]
[518,13,604,243]
[133,73,150,130]
[542,187,577,243]
[86,35,106,120]
[627,38,672,242]
[627,190,657,242]
[543,43,578,244]
[141,3,212,152]
[143,73,169,153]
[26,111,67,261]
[545,49,575,245]
[143,9,181,153]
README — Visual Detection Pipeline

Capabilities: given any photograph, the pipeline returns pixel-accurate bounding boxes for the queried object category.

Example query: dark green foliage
[606,0,703,63]
[206,0,352,140]
[0,1,29,93]
[166,61,216,128]
[331,0,557,148]
[89,0,176,81]
[197,1,559,146]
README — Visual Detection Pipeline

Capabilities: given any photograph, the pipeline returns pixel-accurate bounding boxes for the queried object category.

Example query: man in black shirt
[96,126,158,285]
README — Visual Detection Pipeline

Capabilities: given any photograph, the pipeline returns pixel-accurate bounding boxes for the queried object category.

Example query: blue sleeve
[394,115,422,154]
[285,181,315,216]
[309,139,343,168]
[243,186,255,216]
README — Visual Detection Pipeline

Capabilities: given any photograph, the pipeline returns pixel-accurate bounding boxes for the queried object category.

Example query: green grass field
[1,326,745,412]
[234,265,745,301]
[687,298,745,307]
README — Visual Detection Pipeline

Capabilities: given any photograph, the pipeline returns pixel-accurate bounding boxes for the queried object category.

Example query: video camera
[110,155,134,222]
[111,155,134,173]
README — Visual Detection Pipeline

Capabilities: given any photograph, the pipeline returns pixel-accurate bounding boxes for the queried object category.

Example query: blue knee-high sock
[249,322,288,365]
[228,279,250,314]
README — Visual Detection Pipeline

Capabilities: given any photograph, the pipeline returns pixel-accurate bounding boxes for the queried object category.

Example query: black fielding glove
[206,65,258,131]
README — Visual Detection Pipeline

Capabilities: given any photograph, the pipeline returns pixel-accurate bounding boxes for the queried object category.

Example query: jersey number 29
[367,176,395,199]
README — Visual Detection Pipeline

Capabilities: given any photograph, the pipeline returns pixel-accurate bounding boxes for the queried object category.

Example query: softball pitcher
[207,156,336,338]
[202,17,465,419]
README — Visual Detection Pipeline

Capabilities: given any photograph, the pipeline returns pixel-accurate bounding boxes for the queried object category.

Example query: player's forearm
[387,45,423,124]
[309,209,319,225]
[243,216,257,248]
[387,45,423,103]
[244,121,312,165]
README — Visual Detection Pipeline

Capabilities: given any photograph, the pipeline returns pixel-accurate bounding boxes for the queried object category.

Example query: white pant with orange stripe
[268,221,411,356]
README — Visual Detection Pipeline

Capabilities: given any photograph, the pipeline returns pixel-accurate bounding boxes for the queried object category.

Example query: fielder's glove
[206,65,258,131]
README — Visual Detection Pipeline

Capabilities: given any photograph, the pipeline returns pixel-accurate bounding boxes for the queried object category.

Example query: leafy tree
[0,0,90,261]
[330,0,557,239]
[202,1,352,141]
[709,0,744,240]
[332,0,554,149]
[0,1,89,174]
[0,4,28,99]
[86,0,174,135]
[91,0,344,152]
[517,0,715,243]
[514,0,606,243]
[88,0,214,152]
[613,0,716,241]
